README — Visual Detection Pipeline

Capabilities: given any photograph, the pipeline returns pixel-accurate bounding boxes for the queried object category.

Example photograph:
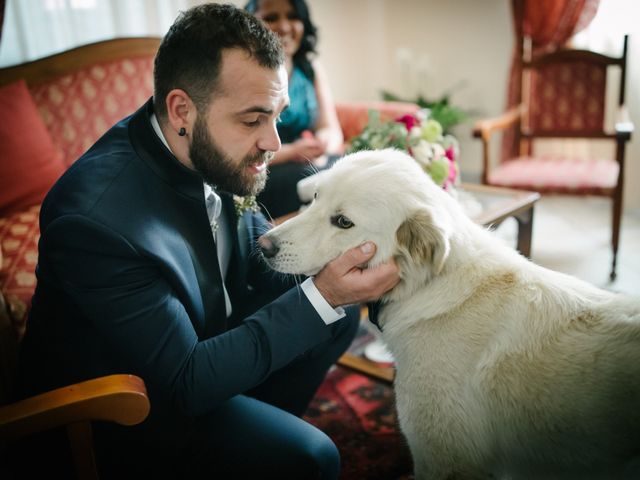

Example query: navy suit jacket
[18,100,332,424]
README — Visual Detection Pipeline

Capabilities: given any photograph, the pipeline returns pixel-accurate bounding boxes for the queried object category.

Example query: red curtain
[501,0,600,161]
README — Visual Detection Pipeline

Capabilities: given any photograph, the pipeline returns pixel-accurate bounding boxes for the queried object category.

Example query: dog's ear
[396,208,450,275]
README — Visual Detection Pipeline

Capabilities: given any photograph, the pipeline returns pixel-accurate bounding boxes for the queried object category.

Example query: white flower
[431,143,446,161]
[233,195,259,217]
[412,140,434,167]
[408,126,423,141]
[416,108,430,122]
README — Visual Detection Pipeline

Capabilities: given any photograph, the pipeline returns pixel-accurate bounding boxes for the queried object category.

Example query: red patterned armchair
[473,35,633,280]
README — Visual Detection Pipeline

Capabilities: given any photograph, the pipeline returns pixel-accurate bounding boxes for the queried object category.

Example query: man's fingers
[332,242,376,273]
[357,259,400,298]
[315,247,400,306]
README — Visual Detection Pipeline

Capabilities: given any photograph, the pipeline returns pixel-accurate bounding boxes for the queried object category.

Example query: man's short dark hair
[153,3,284,119]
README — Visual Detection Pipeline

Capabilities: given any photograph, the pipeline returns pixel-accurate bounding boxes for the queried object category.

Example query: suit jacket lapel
[129,99,228,339]
[220,194,249,305]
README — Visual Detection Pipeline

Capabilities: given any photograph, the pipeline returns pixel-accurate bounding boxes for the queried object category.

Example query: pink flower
[444,155,458,190]
[445,146,456,161]
[395,114,420,131]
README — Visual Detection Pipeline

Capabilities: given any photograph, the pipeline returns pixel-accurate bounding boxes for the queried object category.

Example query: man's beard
[189,115,271,196]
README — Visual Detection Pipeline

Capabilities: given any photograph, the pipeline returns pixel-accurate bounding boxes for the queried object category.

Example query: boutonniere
[233,195,260,218]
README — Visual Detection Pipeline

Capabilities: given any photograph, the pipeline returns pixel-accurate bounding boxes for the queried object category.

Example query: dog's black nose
[258,235,279,258]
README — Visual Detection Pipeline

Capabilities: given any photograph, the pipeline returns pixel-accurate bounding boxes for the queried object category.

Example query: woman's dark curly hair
[245,0,318,81]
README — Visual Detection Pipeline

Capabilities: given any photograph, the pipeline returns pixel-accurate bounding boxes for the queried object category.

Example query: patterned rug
[303,334,414,480]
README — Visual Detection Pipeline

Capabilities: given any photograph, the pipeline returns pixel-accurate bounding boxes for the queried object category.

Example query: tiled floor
[491,195,640,296]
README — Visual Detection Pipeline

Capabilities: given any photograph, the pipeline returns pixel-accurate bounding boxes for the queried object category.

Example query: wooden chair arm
[0,374,149,441]
[472,105,525,184]
[472,105,525,141]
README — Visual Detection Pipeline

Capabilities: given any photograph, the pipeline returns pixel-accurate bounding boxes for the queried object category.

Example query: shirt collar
[203,183,222,224]
[150,112,172,152]
[150,112,220,220]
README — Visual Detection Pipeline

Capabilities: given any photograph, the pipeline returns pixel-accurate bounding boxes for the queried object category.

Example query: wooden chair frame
[473,35,633,280]
[0,375,149,480]
[0,37,161,88]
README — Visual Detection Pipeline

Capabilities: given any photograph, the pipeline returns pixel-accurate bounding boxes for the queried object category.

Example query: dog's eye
[331,214,354,229]
[314,192,318,200]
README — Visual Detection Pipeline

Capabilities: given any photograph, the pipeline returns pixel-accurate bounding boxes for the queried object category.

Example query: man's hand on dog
[314,242,400,307]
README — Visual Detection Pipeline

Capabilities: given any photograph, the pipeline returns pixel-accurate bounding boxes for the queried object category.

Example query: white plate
[363,339,395,364]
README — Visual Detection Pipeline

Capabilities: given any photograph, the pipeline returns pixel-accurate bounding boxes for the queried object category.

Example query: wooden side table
[459,183,540,258]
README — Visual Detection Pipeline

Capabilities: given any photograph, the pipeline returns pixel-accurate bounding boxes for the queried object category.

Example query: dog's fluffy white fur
[261,149,640,479]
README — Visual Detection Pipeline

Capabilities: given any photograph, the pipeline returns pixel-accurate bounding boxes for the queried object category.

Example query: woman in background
[246,0,343,219]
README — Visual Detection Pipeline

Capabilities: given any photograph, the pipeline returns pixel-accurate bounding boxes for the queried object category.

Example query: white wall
[624,36,640,214]
[308,0,513,185]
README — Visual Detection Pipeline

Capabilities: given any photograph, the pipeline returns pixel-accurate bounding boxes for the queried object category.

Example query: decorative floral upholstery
[528,61,606,134]
[29,57,154,167]
[0,206,40,340]
[0,49,156,338]
[488,155,619,195]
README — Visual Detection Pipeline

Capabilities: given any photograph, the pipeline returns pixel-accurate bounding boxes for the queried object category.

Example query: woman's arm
[269,59,343,165]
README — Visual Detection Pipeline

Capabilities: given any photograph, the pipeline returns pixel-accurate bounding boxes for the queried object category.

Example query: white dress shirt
[149,114,345,324]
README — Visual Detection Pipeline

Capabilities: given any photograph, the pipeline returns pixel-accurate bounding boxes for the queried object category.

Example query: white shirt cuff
[301,277,346,325]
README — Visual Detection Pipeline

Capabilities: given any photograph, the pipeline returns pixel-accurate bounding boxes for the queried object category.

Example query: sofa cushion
[0,80,67,217]
[0,205,40,341]
[488,155,619,195]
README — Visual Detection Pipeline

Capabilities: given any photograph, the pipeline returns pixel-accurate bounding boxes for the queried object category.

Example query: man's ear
[165,89,196,135]
[395,208,450,275]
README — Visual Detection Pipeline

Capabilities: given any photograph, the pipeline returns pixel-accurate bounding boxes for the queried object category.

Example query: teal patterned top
[278,66,318,143]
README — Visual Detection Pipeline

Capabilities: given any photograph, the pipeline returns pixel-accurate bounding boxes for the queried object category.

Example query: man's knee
[288,430,340,480]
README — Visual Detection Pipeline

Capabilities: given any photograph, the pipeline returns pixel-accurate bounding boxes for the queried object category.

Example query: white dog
[259,149,640,479]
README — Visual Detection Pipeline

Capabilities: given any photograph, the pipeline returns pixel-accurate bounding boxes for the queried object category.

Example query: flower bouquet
[380,89,470,133]
[347,109,460,191]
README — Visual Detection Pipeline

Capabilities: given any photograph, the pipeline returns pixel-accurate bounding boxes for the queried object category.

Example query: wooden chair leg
[66,421,99,480]
[515,207,535,258]
[611,192,623,282]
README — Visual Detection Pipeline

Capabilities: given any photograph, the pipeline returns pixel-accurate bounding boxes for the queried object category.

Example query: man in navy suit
[16,3,399,479]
